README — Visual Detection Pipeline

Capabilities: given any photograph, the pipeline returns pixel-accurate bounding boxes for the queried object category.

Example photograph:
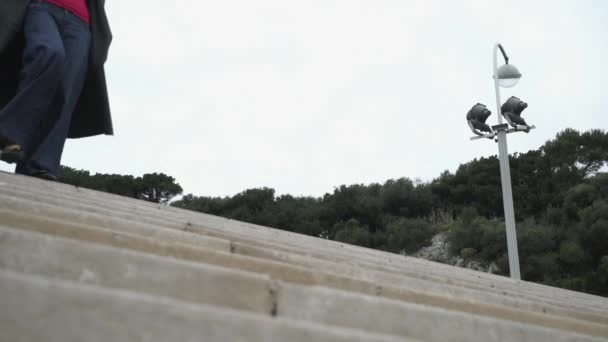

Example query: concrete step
[278,284,608,342]
[0,205,600,334]
[1,177,492,280]
[1,214,607,338]
[233,242,608,326]
[0,181,592,304]
[1,175,592,304]
[2,183,607,325]
[0,224,275,315]
[2,179,604,320]
[0,186,231,253]
[0,269,413,342]
[3,175,602,309]
[1,225,606,341]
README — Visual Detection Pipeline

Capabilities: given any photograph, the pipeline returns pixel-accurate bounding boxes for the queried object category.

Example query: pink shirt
[44,0,90,24]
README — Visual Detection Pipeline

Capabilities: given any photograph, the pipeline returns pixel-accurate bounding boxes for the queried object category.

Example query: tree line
[58,128,608,296]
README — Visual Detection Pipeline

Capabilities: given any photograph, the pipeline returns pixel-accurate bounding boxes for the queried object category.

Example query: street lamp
[467,43,535,280]
[496,64,522,88]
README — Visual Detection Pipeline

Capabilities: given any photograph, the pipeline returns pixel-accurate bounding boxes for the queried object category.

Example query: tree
[274,195,325,237]
[380,178,434,219]
[431,157,503,219]
[541,129,608,179]
[58,166,139,198]
[135,173,183,204]
[580,200,608,262]
[172,194,227,215]
[385,218,436,254]
[448,208,507,271]
[58,167,183,203]
[58,166,91,187]
[559,240,585,266]
[322,184,383,233]
[333,219,371,248]
[591,256,608,296]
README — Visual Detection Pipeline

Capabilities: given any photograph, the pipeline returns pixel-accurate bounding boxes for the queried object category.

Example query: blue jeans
[0,1,91,176]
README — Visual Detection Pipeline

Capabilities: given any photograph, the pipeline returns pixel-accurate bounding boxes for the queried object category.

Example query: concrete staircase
[0,171,607,342]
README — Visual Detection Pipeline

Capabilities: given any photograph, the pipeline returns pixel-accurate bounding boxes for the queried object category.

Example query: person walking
[0,0,113,180]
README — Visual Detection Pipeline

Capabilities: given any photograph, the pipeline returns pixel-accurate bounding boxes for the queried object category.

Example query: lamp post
[467,43,535,280]
[493,43,522,280]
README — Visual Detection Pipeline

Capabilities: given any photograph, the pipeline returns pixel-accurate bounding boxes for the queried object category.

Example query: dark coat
[0,0,113,138]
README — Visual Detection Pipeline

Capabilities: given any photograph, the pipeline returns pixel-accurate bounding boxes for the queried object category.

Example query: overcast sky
[3,0,607,197]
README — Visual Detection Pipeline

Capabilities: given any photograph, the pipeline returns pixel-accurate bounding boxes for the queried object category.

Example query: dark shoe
[0,145,25,164]
[31,170,57,181]
[0,133,24,164]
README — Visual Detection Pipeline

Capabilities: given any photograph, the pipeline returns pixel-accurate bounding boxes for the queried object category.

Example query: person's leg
[25,7,91,177]
[0,3,65,157]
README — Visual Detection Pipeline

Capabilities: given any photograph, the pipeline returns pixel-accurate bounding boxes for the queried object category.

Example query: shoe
[0,133,24,164]
[31,170,57,181]
[0,145,24,164]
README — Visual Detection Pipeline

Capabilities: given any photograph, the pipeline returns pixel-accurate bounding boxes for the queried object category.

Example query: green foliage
[173,194,227,215]
[445,169,608,295]
[334,219,371,248]
[580,200,608,262]
[58,166,183,203]
[385,218,436,254]
[460,248,477,260]
[541,128,608,179]
[459,207,479,226]
[448,208,507,263]
[432,129,608,221]
[597,256,608,286]
[524,252,559,281]
[432,157,503,219]
[559,241,585,265]
[173,190,327,237]
[380,179,434,219]
[136,173,183,204]
[322,184,383,234]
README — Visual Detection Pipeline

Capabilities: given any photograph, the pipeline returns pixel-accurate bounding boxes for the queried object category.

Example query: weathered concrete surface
[0,179,595,301]
[0,209,335,286]
[1,224,605,338]
[2,177,603,312]
[232,241,608,326]
[0,225,274,314]
[278,284,607,342]
[5,182,606,322]
[0,185,590,299]
[2,184,608,327]
[0,191,231,253]
[0,270,414,342]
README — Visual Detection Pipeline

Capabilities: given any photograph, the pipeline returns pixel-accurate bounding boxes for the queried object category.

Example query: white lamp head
[496,64,522,88]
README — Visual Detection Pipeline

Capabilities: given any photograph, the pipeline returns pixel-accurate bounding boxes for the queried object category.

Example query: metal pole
[493,43,521,280]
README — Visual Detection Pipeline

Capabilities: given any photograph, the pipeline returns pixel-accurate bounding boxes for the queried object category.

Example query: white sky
[3,0,607,197]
